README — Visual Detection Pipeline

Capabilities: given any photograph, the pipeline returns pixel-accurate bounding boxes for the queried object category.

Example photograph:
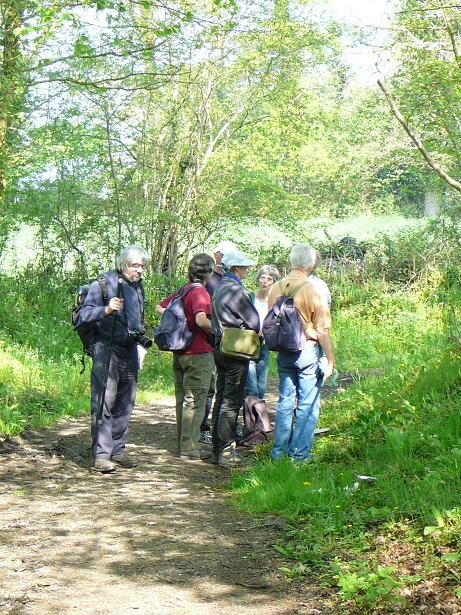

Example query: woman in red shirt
[158,253,215,460]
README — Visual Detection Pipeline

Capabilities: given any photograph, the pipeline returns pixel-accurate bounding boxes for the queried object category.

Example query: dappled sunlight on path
[0,389,332,615]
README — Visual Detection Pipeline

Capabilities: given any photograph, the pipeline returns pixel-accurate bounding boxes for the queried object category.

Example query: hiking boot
[178,449,213,461]
[199,431,213,445]
[218,445,253,469]
[111,453,138,468]
[92,459,117,473]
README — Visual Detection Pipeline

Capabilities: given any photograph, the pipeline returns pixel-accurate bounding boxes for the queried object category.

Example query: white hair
[117,245,149,271]
[289,243,317,270]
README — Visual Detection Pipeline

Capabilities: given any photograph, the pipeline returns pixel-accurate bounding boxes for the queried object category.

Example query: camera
[128,328,153,349]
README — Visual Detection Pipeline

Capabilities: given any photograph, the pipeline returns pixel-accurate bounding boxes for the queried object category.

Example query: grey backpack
[153,283,202,352]
[262,281,308,353]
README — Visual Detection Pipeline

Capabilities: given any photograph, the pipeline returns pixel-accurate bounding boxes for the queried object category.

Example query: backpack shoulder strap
[97,270,121,304]
[96,274,108,304]
[180,282,202,299]
[282,280,309,298]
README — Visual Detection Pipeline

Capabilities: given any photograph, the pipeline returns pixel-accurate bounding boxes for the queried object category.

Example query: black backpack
[72,275,107,369]
[239,396,274,447]
[153,283,202,352]
[262,281,308,353]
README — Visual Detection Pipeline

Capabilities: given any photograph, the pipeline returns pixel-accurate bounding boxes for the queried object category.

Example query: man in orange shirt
[267,243,335,462]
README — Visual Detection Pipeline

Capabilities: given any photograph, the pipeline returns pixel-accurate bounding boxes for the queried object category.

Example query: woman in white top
[245,264,280,399]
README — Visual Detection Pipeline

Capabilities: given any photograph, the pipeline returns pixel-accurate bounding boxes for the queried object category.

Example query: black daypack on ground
[153,283,202,352]
[262,281,309,353]
[239,396,273,447]
[72,274,107,367]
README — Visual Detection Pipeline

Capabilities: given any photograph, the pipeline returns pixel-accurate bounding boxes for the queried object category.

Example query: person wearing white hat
[198,239,237,444]
[205,240,237,298]
[211,249,260,468]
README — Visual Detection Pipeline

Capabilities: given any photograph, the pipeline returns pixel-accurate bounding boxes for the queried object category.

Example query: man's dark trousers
[91,340,138,460]
[212,348,249,454]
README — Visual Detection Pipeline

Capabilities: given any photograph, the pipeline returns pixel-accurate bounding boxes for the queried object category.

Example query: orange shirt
[267,270,331,341]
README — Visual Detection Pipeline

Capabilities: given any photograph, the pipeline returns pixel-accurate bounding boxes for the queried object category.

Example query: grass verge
[228,285,461,612]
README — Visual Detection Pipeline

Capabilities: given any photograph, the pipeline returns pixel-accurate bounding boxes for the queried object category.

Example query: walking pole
[92,276,122,464]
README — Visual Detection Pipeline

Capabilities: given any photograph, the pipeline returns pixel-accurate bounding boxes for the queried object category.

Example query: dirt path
[0,383,336,615]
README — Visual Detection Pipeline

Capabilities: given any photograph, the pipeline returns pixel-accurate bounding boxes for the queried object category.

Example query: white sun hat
[213,240,237,255]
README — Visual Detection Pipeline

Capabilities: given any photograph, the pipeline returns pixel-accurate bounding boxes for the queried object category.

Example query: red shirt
[159,283,212,354]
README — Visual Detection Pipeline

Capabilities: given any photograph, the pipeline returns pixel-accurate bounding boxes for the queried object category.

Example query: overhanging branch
[377,78,461,195]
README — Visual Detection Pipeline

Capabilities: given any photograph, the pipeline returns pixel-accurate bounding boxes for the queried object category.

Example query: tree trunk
[0,0,24,203]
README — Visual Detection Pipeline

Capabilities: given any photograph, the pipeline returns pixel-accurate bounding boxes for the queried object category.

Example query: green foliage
[228,222,461,610]
[0,266,183,435]
[384,0,461,199]
[334,562,422,611]
[0,335,88,436]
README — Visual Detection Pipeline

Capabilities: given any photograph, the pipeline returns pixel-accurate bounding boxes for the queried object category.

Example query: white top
[309,274,332,306]
[254,297,269,328]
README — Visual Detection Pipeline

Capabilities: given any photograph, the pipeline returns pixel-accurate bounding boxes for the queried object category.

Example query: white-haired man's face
[123,259,146,282]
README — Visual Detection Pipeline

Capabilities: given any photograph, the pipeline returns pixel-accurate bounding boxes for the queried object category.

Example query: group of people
[77,241,334,473]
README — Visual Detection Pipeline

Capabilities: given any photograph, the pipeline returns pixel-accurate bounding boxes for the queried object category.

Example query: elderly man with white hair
[267,243,335,463]
[79,245,150,473]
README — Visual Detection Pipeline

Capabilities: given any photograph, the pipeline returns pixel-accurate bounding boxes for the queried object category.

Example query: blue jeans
[245,343,270,399]
[271,345,323,461]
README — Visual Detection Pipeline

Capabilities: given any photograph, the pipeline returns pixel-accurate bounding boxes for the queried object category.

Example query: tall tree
[0,0,25,204]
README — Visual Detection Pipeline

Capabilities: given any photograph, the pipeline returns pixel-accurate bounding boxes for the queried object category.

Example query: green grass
[0,336,89,435]
[228,279,461,611]
[300,213,425,242]
[227,214,424,256]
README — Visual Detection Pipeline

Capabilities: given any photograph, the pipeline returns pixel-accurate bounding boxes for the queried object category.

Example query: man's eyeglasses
[128,263,146,270]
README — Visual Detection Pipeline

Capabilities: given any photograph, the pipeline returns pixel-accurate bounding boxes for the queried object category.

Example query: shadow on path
[0,384,335,615]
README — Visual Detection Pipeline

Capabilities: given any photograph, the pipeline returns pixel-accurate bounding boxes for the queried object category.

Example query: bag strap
[138,280,146,324]
[97,274,108,304]
[212,297,223,335]
[279,280,309,298]
[179,282,202,300]
[178,283,203,334]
